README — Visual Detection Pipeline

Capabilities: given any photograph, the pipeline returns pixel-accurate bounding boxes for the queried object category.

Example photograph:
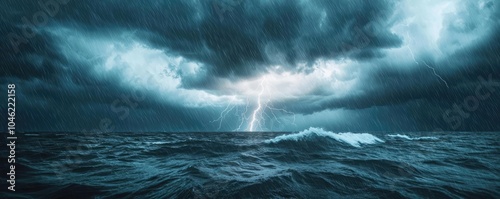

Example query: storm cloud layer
[1,0,499,132]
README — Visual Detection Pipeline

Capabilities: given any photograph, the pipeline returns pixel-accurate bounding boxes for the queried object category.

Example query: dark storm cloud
[0,6,218,132]
[2,0,401,80]
[1,0,499,132]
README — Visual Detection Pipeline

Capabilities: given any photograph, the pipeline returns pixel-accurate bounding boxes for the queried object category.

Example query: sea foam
[265,127,384,147]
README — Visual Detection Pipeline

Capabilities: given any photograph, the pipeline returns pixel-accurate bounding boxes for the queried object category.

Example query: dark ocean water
[2,128,499,198]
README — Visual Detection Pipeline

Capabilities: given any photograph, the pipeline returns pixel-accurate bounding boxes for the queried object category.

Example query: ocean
[2,128,499,198]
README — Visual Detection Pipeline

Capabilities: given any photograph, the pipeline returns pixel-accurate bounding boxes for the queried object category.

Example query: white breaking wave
[264,127,384,147]
[387,134,438,140]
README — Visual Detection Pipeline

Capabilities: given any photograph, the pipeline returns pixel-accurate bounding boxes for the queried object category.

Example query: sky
[1,0,499,132]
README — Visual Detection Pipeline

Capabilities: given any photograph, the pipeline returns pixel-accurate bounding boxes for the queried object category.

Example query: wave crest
[264,127,384,147]
[387,134,438,140]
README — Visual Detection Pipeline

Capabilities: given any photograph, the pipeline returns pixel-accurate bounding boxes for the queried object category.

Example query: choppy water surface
[4,128,499,198]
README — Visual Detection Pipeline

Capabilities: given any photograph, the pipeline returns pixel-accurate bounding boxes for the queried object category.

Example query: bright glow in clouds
[385,0,455,65]
[51,27,361,111]
[389,0,495,63]
[228,59,359,102]
[52,28,238,107]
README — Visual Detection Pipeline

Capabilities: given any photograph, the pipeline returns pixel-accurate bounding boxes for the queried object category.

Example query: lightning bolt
[233,100,249,132]
[423,61,449,88]
[406,32,419,65]
[247,78,297,132]
[248,79,266,132]
[263,79,297,128]
[405,31,449,88]
[211,77,297,132]
[267,106,296,127]
[210,101,236,130]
